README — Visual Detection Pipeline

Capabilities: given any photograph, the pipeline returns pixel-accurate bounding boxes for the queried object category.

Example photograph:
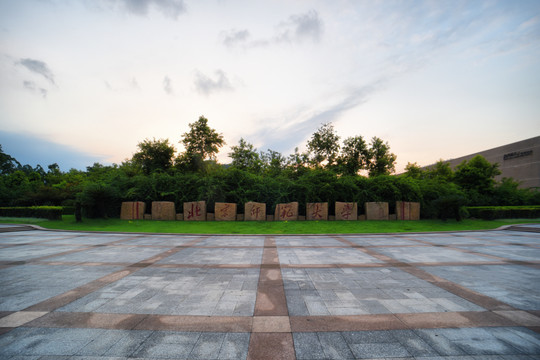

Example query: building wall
[442,136,540,189]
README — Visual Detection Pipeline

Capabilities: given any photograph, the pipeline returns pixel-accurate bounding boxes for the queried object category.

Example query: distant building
[434,136,540,189]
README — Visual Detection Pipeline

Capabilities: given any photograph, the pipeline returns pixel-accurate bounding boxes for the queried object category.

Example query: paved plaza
[0,224,539,359]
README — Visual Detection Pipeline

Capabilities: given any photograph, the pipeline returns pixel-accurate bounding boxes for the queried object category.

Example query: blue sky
[1,0,539,171]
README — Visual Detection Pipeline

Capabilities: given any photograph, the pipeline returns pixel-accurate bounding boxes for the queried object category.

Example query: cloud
[130,77,140,89]
[222,10,323,48]
[109,0,186,19]
[23,80,48,98]
[194,70,233,95]
[163,76,173,94]
[222,29,250,47]
[277,10,323,43]
[17,58,55,84]
[249,80,384,154]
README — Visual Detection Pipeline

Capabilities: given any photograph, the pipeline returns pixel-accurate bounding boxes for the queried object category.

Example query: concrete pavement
[0,224,539,359]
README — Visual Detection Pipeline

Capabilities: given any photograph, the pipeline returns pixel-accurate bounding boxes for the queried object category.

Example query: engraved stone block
[244,202,266,221]
[275,202,299,221]
[396,201,421,220]
[215,202,237,221]
[335,202,358,221]
[365,202,389,220]
[151,201,176,221]
[183,201,206,221]
[306,202,328,221]
[120,201,145,220]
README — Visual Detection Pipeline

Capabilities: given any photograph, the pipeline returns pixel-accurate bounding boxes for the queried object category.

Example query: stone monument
[183,201,206,221]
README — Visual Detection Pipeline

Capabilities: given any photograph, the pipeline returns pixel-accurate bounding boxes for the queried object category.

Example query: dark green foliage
[179,116,225,166]
[229,138,262,173]
[0,206,62,220]
[367,137,397,177]
[78,182,120,218]
[0,145,21,175]
[465,205,540,220]
[432,194,468,221]
[307,123,341,168]
[131,138,175,174]
[1,129,539,224]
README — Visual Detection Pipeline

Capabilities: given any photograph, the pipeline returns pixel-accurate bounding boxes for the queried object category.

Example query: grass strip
[1,216,539,234]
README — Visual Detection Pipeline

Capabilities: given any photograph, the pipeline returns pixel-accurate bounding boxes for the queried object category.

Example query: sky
[1,0,539,172]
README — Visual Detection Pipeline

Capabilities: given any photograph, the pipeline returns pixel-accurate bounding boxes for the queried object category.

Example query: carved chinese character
[306,203,328,221]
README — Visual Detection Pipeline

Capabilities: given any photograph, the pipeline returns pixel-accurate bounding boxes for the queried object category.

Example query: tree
[181,116,225,162]
[338,135,369,175]
[0,144,21,175]
[307,123,340,168]
[454,155,501,193]
[403,162,424,179]
[229,138,262,172]
[426,160,453,181]
[132,138,175,174]
[367,137,397,177]
[261,149,286,176]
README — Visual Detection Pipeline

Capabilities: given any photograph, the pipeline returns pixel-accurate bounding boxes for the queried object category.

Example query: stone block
[144,214,152,220]
[215,202,237,221]
[207,213,215,221]
[306,202,328,221]
[176,213,184,221]
[396,201,421,220]
[244,202,266,221]
[365,202,389,220]
[120,201,145,220]
[183,201,206,221]
[358,215,366,221]
[410,202,421,220]
[275,202,299,221]
[335,202,358,221]
[151,201,176,221]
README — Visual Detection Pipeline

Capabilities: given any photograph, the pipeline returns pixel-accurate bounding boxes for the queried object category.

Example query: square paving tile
[275,236,346,247]
[197,236,265,247]
[59,267,260,316]
[420,264,540,310]
[456,245,540,262]
[282,267,483,316]
[46,246,167,263]
[345,236,418,246]
[0,264,122,311]
[0,244,84,261]
[278,247,380,265]
[373,246,495,263]
[157,247,263,265]
[121,235,204,246]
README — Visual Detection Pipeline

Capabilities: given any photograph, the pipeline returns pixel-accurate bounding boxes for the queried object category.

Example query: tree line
[1,116,538,219]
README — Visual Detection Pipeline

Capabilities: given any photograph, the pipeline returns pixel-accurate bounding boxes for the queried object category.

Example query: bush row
[77,169,480,220]
[465,206,540,220]
[0,206,63,220]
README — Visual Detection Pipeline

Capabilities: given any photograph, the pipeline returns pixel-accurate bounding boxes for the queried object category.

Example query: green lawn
[1,216,538,234]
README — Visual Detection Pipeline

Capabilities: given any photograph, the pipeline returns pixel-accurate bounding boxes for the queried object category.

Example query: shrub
[0,206,62,220]
[466,206,540,220]
[78,182,120,218]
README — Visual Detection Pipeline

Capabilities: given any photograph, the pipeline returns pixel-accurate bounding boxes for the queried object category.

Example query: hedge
[465,206,540,220]
[0,206,63,220]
